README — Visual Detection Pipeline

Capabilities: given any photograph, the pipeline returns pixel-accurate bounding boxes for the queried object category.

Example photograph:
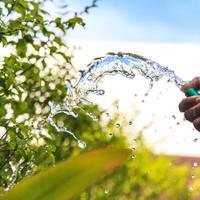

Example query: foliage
[0,148,131,200]
[0,0,199,199]
[75,139,191,200]
[0,0,101,190]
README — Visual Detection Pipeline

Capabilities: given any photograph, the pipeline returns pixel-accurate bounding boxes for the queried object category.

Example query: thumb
[181,77,200,93]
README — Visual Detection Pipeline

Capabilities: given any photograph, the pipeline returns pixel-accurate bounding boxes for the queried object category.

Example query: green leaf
[66,17,85,29]
[54,17,65,32]
[24,34,33,43]
[16,39,27,57]
[54,37,62,46]
[0,36,7,46]
[1,147,131,200]
[14,2,26,16]
[39,9,50,15]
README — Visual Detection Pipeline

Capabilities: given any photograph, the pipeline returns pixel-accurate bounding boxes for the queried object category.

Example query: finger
[184,103,200,122]
[179,96,199,112]
[181,77,200,93]
[193,117,200,132]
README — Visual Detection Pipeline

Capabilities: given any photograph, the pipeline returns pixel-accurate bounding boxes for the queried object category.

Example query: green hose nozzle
[186,88,200,97]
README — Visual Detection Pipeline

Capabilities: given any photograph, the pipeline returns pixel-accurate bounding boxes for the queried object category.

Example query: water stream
[47,52,186,148]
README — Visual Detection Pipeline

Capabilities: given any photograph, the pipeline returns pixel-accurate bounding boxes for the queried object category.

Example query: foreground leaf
[1,147,131,200]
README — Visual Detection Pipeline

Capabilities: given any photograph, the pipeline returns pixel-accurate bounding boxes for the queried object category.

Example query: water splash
[108,133,113,138]
[47,52,186,147]
[116,123,121,128]
[5,159,26,191]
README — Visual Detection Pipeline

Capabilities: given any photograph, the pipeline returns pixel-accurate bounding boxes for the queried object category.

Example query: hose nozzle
[186,88,200,97]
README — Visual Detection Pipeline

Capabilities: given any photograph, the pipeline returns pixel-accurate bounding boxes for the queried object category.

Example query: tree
[0,0,103,190]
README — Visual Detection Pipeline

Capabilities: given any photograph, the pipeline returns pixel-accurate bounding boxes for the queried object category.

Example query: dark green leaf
[16,39,27,57]
[66,17,85,29]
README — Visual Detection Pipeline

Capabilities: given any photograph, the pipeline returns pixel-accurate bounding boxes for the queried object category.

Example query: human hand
[179,77,200,131]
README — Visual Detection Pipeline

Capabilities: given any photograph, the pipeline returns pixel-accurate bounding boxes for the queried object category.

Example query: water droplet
[108,133,113,138]
[87,75,92,80]
[194,138,198,142]
[116,123,120,128]
[86,89,105,96]
[98,90,105,95]
[131,155,136,159]
[87,112,98,121]
[105,112,109,117]
[78,140,86,149]
[79,98,93,105]
[172,115,176,120]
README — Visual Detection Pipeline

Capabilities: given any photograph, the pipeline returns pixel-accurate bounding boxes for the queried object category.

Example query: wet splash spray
[47,52,186,148]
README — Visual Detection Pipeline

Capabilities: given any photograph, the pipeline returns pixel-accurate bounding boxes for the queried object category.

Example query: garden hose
[186,88,200,97]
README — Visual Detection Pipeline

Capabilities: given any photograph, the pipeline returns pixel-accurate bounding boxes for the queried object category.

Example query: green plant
[76,139,191,200]
[0,0,101,190]
[0,148,131,200]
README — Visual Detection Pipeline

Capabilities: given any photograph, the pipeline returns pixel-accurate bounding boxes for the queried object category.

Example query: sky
[65,0,200,43]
